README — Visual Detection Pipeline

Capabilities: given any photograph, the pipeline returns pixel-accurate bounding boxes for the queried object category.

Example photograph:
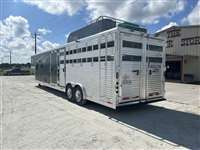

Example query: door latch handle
[132,70,139,75]
[149,70,152,75]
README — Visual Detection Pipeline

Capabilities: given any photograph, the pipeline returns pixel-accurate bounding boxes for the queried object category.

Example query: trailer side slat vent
[107,41,115,48]
[122,40,142,49]
[147,44,163,52]
[122,55,141,62]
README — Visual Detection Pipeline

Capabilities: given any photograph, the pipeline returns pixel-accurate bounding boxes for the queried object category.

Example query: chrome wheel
[74,86,86,105]
[67,88,72,99]
[75,90,82,103]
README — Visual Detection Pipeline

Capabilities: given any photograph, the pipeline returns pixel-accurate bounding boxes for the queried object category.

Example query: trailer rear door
[119,33,143,103]
[146,43,164,99]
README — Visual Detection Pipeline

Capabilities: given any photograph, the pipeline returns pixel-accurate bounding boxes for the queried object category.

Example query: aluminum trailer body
[32,20,166,109]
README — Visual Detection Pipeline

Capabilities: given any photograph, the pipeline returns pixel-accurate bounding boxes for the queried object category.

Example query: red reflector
[122,97,130,100]
[132,96,139,99]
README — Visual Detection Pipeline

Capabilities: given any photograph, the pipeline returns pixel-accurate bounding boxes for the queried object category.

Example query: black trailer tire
[74,86,87,105]
[66,85,73,101]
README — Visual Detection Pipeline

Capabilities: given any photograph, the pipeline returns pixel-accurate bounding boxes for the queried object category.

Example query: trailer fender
[68,82,87,100]
[74,83,87,100]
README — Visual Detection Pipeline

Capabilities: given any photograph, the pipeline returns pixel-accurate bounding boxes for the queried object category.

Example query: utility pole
[34,32,37,54]
[10,50,11,64]
[32,32,40,54]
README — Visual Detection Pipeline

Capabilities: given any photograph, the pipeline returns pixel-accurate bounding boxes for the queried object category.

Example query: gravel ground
[0,76,200,150]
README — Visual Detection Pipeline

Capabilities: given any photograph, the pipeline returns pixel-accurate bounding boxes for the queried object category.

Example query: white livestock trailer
[31,16,166,109]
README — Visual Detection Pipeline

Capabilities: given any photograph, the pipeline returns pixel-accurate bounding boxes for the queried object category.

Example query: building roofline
[156,25,200,34]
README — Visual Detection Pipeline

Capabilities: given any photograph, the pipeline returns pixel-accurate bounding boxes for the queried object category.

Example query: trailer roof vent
[67,16,147,43]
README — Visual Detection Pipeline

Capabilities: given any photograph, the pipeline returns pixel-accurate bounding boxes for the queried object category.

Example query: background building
[156,25,200,82]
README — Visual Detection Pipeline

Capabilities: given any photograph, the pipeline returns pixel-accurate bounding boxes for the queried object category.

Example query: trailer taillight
[115,81,119,94]
[116,72,119,79]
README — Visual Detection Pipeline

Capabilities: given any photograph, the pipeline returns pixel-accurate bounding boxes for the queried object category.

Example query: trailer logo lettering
[122,74,132,85]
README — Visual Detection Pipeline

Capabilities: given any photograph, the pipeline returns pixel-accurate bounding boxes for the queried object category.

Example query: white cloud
[37,28,52,35]
[41,41,60,50]
[182,0,200,25]
[22,0,186,25]
[22,0,85,16]
[0,15,30,40]
[85,0,186,24]
[0,16,33,63]
[156,22,178,33]
[0,16,59,64]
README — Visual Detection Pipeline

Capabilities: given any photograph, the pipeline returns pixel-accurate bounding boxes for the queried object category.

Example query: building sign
[165,28,181,48]
[181,36,200,46]
[122,74,132,85]
[167,28,181,38]
[167,40,173,48]
[165,27,200,48]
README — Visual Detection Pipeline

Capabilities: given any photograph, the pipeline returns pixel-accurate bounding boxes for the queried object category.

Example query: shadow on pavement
[37,85,200,149]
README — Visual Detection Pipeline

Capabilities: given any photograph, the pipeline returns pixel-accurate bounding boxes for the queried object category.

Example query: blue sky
[0,0,200,63]
[1,1,88,44]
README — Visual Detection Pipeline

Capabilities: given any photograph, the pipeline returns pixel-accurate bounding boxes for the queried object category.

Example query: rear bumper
[117,97,166,107]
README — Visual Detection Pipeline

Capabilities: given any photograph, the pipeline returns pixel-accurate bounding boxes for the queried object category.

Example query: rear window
[123,40,142,49]
[122,55,141,61]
